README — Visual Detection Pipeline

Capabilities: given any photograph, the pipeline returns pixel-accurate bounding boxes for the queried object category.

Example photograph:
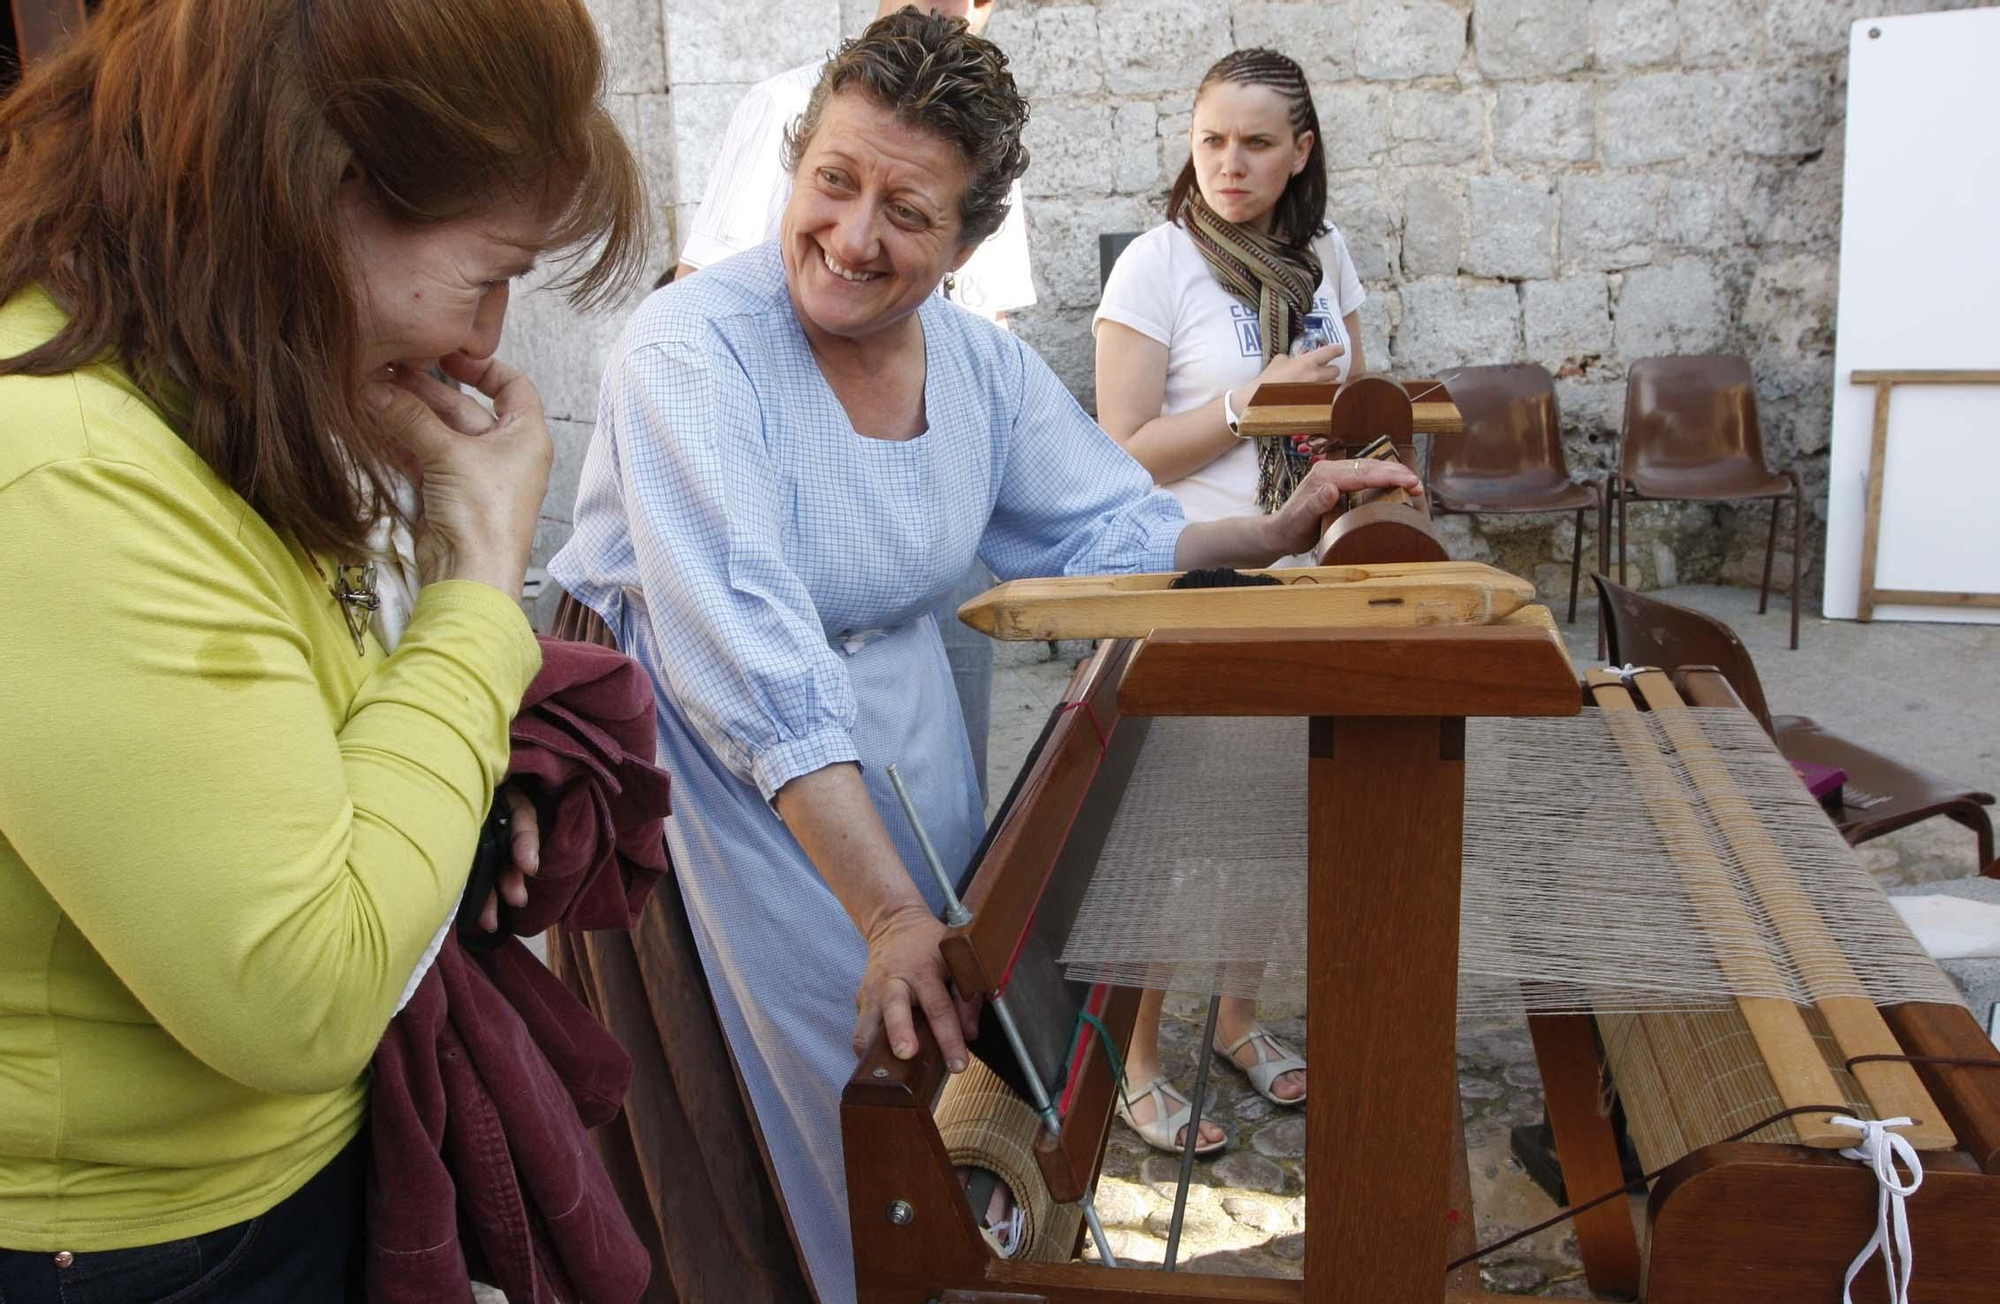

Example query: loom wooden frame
[1235,377,1464,441]
[842,618,1583,1304]
[1847,369,2000,621]
[1529,667,2000,1300]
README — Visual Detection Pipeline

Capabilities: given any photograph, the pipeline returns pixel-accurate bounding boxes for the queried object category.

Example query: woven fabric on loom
[931,1059,1082,1262]
[1057,708,1962,1019]
[1597,1002,1876,1161]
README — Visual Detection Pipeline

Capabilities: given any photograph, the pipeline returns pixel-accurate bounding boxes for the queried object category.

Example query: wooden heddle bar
[1533,667,2000,1302]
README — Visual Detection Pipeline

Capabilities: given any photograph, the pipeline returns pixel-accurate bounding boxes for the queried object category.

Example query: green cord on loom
[1069,1009,1130,1103]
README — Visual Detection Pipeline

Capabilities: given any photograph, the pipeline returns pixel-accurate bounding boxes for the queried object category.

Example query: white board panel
[1825,9,2000,623]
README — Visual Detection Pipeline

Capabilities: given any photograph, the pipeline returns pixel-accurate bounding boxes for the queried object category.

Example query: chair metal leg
[1945,805,1996,874]
[1616,481,1628,587]
[1567,508,1583,624]
[1596,485,1610,658]
[1759,493,1780,615]
[1800,476,1816,648]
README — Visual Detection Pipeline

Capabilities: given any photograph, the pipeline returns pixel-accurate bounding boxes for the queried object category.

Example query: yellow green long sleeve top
[0,288,543,1251]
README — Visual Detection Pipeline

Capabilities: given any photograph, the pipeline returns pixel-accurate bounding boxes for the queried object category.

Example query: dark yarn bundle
[1170,567,1284,589]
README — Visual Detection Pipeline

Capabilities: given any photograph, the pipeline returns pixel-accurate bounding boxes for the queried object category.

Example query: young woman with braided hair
[1092,46,1362,1153]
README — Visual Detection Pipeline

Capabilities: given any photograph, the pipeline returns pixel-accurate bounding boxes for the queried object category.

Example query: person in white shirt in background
[1091,48,1364,1155]
[675,2,1031,803]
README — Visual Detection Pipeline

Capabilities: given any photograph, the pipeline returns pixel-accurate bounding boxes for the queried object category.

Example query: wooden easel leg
[1858,382,1892,624]
[1525,1012,1641,1295]
[1308,715,1464,1303]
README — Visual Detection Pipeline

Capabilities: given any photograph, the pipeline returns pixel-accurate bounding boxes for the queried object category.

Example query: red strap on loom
[1056,982,1115,1119]
[1061,697,1108,753]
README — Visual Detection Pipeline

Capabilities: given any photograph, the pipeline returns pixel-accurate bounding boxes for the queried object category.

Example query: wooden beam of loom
[956,560,1535,641]
[1584,669,1853,1148]
[1627,669,1955,1151]
[1236,378,1463,440]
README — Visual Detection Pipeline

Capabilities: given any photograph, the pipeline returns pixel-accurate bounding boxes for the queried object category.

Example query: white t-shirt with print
[678,60,1036,321]
[1093,220,1365,524]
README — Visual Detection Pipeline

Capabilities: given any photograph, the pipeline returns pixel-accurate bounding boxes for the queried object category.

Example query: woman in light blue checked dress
[549,11,1420,1304]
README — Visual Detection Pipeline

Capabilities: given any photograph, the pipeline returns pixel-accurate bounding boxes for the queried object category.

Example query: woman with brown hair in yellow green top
[0,0,645,1298]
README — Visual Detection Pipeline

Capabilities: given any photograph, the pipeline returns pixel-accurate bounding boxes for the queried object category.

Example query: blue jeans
[0,1136,362,1304]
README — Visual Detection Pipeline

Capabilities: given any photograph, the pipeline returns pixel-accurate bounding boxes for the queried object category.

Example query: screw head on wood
[887,1200,915,1225]
[872,1067,888,1078]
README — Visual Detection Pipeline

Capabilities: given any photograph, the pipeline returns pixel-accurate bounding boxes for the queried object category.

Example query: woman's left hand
[476,785,541,933]
[1264,457,1424,559]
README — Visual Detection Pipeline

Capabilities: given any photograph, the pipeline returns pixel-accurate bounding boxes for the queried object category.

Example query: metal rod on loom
[1163,986,1224,1272]
[884,765,1120,1269]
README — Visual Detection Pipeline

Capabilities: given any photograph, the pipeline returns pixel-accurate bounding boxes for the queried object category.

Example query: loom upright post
[1307,713,1465,1300]
[1117,617,1581,1303]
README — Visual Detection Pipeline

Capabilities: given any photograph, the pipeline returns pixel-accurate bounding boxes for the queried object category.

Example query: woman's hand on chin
[1261,456,1424,560]
[365,353,552,595]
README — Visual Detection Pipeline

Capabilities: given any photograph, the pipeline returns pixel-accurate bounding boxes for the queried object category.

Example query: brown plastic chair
[1428,364,1606,624]
[1615,356,1803,649]
[1594,573,1995,872]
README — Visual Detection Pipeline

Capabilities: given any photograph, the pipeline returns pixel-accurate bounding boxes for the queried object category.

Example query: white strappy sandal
[1115,1075,1228,1156]
[1215,1025,1308,1107]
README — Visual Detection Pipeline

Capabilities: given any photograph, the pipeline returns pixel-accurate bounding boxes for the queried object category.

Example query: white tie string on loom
[1829,1115,1924,1304]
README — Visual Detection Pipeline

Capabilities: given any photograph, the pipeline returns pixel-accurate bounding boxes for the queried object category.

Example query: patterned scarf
[1183,191,1324,512]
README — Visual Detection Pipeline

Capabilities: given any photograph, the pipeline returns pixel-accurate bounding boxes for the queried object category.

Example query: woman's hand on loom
[856,903,981,1073]
[475,786,541,933]
[1262,456,1424,557]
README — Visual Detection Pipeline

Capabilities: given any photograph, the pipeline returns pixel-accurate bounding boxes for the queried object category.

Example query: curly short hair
[781,6,1029,248]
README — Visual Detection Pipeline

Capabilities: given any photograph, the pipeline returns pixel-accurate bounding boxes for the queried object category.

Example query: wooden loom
[845,375,1573,1303]
[844,590,1581,1304]
[844,616,2000,1303]
[844,374,2000,1302]
[1526,666,2000,1303]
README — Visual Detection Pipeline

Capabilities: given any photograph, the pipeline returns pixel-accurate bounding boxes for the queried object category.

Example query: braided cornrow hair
[1165,48,1328,252]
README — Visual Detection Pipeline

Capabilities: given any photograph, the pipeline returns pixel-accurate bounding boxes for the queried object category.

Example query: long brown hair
[1166,48,1329,252]
[0,0,646,556]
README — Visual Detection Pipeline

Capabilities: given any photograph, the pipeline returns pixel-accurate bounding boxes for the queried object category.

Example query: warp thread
[1059,709,1964,1017]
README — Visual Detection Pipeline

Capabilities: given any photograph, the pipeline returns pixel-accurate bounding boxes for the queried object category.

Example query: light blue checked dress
[550,243,1184,1304]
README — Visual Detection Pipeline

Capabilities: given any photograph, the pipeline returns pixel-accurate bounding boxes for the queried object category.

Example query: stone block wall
[507,0,840,565]
[514,0,1982,604]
